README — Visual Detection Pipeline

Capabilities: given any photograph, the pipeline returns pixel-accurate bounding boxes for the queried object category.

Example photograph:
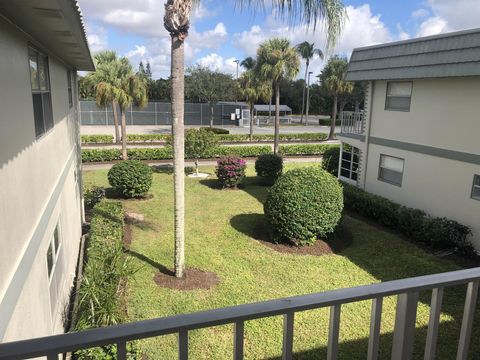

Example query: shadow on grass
[262,321,471,360]
[125,248,174,276]
[230,213,353,253]
[151,164,174,174]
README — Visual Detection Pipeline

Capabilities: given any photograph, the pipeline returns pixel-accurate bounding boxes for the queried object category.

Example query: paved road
[82,156,323,171]
[81,124,341,136]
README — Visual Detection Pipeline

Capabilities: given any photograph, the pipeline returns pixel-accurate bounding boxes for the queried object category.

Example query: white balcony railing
[0,268,479,360]
[341,111,365,135]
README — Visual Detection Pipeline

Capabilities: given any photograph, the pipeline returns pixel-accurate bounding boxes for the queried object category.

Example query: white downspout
[362,80,375,190]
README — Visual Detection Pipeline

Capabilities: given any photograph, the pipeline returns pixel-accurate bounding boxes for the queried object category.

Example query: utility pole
[305,71,313,125]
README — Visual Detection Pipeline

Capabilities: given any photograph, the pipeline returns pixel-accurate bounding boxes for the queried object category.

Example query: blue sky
[79,0,480,78]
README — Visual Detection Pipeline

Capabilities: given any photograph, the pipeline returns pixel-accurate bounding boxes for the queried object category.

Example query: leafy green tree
[257,38,300,154]
[78,75,95,100]
[138,61,146,78]
[145,61,153,79]
[185,129,218,175]
[239,70,272,141]
[185,66,238,127]
[319,56,353,140]
[296,41,323,124]
[163,0,346,278]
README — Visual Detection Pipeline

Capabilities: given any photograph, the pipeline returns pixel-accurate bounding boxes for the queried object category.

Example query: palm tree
[257,38,300,154]
[240,57,256,71]
[163,0,346,279]
[89,51,133,144]
[239,70,272,141]
[319,55,353,140]
[296,42,323,125]
[96,75,147,159]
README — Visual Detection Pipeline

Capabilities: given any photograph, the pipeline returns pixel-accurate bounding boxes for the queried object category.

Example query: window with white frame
[29,47,53,137]
[385,82,412,112]
[47,224,64,315]
[472,175,480,200]
[339,144,359,182]
[378,154,404,186]
[67,70,73,108]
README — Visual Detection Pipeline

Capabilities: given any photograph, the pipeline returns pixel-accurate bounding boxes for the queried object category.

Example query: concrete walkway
[82,156,323,171]
[81,124,341,136]
[82,140,339,150]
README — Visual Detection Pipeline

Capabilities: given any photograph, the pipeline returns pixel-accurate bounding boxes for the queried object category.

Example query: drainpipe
[362,80,374,190]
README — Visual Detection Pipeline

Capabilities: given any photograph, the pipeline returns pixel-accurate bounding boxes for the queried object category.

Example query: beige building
[0,1,94,342]
[339,29,480,249]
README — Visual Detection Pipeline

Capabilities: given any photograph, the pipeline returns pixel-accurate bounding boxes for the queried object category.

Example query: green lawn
[83,163,480,359]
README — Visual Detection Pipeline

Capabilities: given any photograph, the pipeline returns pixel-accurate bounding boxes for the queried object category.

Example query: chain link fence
[80,101,247,126]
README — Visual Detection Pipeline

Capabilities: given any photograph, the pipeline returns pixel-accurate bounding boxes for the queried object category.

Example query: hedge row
[82,144,337,162]
[81,132,328,144]
[74,201,140,358]
[342,183,474,255]
[81,134,115,143]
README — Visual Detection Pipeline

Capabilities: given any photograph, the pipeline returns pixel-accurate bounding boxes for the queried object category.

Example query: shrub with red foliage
[215,157,247,188]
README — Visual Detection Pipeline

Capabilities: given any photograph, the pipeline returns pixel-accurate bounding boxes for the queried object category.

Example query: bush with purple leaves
[215,157,247,188]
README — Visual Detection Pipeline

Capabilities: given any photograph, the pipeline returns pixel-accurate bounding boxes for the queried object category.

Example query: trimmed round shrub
[321,145,340,176]
[107,160,153,198]
[264,167,344,246]
[255,154,283,185]
[215,157,246,188]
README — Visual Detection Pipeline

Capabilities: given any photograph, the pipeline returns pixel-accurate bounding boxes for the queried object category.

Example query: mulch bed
[153,268,220,291]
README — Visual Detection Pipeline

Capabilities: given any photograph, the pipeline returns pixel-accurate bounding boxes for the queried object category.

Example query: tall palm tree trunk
[121,110,127,159]
[171,35,185,278]
[300,64,308,125]
[210,103,214,128]
[112,100,120,143]
[328,94,338,140]
[249,103,254,142]
[274,83,280,154]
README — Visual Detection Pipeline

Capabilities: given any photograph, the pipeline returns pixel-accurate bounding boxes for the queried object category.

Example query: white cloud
[414,0,480,37]
[232,4,397,77]
[412,9,429,19]
[417,16,449,37]
[195,53,239,75]
[125,45,147,59]
[86,25,108,53]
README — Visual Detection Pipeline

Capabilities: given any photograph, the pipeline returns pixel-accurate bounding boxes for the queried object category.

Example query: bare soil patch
[153,268,220,291]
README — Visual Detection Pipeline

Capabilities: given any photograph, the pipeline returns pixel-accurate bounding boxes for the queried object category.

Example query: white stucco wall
[362,78,480,248]
[0,16,83,341]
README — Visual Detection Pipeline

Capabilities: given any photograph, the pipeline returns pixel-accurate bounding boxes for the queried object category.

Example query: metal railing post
[282,312,294,360]
[117,342,127,360]
[233,321,244,360]
[327,304,341,360]
[391,292,419,360]
[424,287,444,360]
[367,297,383,360]
[456,281,479,360]
[179,330,188,360]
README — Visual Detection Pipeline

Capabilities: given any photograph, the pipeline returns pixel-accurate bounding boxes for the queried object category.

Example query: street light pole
[305,71,313,126]
[233,59,240,104]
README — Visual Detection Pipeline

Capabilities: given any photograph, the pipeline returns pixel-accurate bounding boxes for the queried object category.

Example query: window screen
[472,175,480,200]
[378,154,404,186]
[385,82,412,111]
[29,47,53,137]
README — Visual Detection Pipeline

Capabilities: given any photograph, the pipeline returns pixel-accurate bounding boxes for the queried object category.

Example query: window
[29,47,53,137]
[472,175,480,200]
[385,82,412,112]
[339,144,360,182]
[46,226,61,279]
[67,70,73,108]
[47,224,64,316]
[378,154,404,186]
